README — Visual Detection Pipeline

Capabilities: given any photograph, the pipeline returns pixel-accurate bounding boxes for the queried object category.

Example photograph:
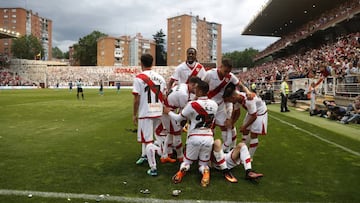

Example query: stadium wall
[2,59,176,88]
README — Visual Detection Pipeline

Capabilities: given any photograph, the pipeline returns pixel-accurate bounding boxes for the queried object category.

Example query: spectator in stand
[340,96,360,124]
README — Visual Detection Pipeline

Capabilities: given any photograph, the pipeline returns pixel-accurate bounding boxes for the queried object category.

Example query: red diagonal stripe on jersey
[207,74,231,99]
[186,63,202,83]
[190,101,208,117]
[136,73,167,105]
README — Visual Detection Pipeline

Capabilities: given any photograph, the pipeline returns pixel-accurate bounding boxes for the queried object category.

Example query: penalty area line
[0,189,243,203]
[269,114,360,157]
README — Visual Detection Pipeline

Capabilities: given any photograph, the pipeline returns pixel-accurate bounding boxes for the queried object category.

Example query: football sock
[174,135,183,158]
[242,134,250,144]
[240,145,252,170]
[221,131,231,152]
[213,150,227,170]
[141,143,146,157]
[198,164,209,174]
[249,138,259,158]
[146,144,157,169]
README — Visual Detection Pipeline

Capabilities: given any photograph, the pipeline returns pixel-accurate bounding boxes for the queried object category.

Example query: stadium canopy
[0,27,20,39]
[242,0,350,37]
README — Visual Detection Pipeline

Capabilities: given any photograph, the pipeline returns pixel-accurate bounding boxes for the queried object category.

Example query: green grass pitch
[0,88,359,202]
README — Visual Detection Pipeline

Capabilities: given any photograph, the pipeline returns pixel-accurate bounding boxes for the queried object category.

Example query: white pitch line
[0,189,249,203]
[269,114,360,156]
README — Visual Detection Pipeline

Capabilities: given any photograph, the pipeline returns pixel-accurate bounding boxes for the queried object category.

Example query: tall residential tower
[167,14,221,66]
[0,8,52,60]
[97,33,155,66]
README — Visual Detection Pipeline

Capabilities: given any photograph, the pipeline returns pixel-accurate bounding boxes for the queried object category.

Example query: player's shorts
[243,112,268,135]
[184,135,214,163]
[224,149,241,169]
[214,102,227,127]
[154,122,167,147]
[162,114,182,135]
[77,87,83,93]
[137,118,161,143]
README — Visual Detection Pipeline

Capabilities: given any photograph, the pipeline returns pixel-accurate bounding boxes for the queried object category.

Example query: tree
[52,46,64,59]
[153,29,167,66]
[63,51,69,59]
[11,34,43,60]
[223,48,260,69]
[73,31,107,66]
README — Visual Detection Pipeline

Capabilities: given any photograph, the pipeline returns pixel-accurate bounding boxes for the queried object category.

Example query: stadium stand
[0,59,176,88]
[239,0,359,112]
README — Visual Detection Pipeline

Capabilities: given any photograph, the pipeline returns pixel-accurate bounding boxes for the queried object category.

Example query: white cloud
[1,0,277,53]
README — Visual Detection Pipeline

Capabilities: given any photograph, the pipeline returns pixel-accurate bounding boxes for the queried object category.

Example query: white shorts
[137,118,161,143]
[224,149,240,169]
[162,114,182,135]
[184,135,214,162]
[243,112,268,135]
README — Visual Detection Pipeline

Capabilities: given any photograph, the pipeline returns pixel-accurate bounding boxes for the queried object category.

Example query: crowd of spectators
[238,32,360,87]
[1,61,176,88]
[45,66,175,87]
[255,0,359,60]
[0,66,35,86]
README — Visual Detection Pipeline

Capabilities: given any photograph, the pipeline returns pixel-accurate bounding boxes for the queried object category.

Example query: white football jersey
[237,91,267,115]
[180,97,218,136]
[171,62,207,84]
[133,70,166,118]
[203,69,239,104]
[166,83,191,109]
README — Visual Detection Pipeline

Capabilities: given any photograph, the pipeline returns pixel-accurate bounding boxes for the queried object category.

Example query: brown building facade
[0,8,52,60]
[167,14,222,66]
[97,33,155,66]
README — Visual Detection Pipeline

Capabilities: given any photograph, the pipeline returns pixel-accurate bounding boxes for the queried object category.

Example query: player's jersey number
[195,113,215,128]
[144,85,160,103]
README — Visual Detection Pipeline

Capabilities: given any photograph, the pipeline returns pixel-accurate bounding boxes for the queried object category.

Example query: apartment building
[167,14,222,66]
[97,33,155,66]
[0,8,52,60]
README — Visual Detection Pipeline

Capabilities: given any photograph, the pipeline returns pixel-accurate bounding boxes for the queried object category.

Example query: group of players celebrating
[132,48,267,187]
